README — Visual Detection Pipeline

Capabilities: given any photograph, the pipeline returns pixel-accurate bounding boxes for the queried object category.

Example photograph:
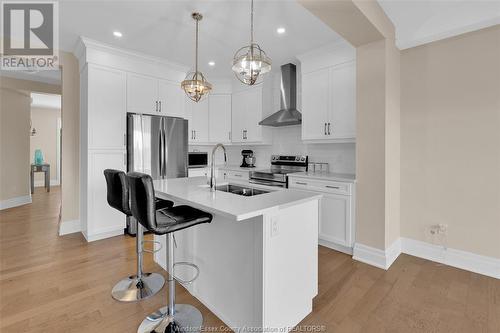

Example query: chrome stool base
[137,304,203,333]
[111,273,165,302]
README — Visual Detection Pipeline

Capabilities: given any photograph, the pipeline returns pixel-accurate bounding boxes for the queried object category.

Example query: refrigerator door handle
[163,124,168,178]
[159,118,164,177]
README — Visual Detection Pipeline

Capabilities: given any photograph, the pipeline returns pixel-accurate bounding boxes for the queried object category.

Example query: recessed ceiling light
[208,61,215,66]
[277,27,286,34]
[113,31,123,38]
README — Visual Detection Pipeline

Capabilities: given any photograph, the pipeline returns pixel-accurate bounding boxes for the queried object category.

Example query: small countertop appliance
[240,150,256,168]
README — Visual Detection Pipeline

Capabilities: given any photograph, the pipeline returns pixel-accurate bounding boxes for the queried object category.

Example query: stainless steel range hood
[259,63,302,127]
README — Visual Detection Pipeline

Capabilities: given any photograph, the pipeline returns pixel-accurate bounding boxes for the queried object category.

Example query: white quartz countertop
[289,171,356,183]
[153,177,321,221]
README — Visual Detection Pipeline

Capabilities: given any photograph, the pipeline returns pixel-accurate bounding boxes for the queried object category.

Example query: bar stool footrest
[173,261,200,285]
[141,240,162,254]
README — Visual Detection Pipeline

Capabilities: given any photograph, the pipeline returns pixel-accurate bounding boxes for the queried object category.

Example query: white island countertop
[153,176,321,221]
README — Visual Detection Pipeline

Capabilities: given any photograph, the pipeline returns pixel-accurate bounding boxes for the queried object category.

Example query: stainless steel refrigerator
[126,113,188,234]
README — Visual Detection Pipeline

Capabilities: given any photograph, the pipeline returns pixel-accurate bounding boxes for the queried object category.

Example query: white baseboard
[401,237,500,279]
[353,237,499,279]
[34,179,60,187]
[58,219,81,236]
[353,239,401,270]
[319,239,353,255]
[0,195,32,210]
[84,227,124,242]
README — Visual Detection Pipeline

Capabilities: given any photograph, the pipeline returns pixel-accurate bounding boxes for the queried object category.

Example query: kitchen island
[153,176,321,333]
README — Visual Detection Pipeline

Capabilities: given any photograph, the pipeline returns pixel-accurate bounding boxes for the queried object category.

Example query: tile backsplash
[190,126,355,174]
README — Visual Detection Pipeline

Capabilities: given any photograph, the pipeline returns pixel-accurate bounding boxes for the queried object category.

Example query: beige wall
[401,25,500,259]
[30,106,61,183]
[60,52,80,224]
[355,40,387,249]
[0,88,31,201]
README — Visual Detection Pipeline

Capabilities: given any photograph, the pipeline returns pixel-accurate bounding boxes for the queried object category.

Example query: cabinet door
[244,87,263,143]
[231,91,246,143]
[188,98,209,143]
[329,61,356,139]
[158,79,184,118]
[127,73,158,115]
[319,193,352,247]
[88,150,126,237]
[209,94,232,143]
[302,69,329,140]
[88,66,127,150]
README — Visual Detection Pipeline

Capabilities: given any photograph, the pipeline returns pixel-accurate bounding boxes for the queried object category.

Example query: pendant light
[181,13,212,102]
[232,0,272,85]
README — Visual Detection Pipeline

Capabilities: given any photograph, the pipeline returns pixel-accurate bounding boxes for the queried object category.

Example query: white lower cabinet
[288,177,355,254]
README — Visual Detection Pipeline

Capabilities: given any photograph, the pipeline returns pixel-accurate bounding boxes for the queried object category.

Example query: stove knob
[300,157,306,162]
[295,156,300,161]
[272,156,276,160]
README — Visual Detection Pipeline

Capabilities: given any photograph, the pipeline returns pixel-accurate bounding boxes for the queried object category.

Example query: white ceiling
[378,0,500,49]
[59,0,343,79]
[31,92,61,109]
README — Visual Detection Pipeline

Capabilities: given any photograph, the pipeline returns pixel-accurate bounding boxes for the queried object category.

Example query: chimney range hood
[259,63,301,127]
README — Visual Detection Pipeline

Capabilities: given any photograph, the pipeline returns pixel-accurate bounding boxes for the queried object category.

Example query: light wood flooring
[0,187,499,332]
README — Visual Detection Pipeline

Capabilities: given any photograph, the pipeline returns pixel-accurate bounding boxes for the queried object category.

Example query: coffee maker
[240,150,256,168]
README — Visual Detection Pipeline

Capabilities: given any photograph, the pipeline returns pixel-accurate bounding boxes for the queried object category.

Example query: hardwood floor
[1,187,499,332]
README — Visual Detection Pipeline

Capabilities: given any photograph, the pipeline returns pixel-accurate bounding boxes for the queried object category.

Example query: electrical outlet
[271,217,279,237]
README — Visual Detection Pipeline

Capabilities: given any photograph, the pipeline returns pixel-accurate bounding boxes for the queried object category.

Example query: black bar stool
[104,169,173,302]
[127,172,213,333]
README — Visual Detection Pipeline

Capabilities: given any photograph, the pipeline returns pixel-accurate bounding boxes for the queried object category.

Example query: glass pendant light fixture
[181,12,212,102]
[232,0,272,85]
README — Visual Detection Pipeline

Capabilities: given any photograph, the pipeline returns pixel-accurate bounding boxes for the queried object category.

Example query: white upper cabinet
[231,85,269,144]
[330,62,356,139]
[244,87,263,143]
[158,79,184,118]
[127,74,184,117]
[231,90,246,143]
[209,94,232,143]
[302,69,330,140]
[186,97,209,143]
[87,65,127,150]
[127,73,158,115]
[298,41,356,142]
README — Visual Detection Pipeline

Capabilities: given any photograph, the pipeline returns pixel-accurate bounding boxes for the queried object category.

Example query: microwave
[188,152,208,168]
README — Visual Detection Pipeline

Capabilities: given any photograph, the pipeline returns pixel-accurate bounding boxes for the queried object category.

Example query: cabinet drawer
[289,178,351,195]
[225,170,249,180]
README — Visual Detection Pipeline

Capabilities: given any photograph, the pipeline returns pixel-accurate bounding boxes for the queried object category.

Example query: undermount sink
[216,184,269,197]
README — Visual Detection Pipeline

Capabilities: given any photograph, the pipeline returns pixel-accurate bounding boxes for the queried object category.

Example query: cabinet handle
[159,101,162,112]
[328,123,331,135]
[156,101,158,112]
[324,123,327,135]
[326,185,340,189]
[229,131,231,141]
[296,181,308,186]
[194,130,196,140]
[234,174,242,177]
